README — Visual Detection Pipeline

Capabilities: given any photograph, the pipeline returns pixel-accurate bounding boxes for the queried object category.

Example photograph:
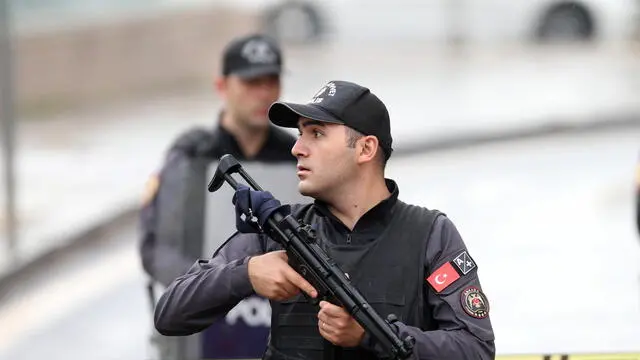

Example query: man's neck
[220,112,269,159]
[327,176,390,230]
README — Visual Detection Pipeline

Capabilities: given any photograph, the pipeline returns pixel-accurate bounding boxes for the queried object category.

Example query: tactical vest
[264,201,441,360]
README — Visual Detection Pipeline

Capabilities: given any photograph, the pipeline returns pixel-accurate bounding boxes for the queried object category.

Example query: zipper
[346,234,352,244]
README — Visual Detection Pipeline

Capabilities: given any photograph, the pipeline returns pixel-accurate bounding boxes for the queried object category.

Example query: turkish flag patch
[426,262,461,293]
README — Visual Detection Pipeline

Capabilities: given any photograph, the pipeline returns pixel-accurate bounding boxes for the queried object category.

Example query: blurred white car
[13,0,638,44]
[261,0,640,44]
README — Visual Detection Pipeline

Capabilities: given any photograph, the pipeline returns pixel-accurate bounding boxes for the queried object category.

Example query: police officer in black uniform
[154,80,496,359]
[139,33,296,287]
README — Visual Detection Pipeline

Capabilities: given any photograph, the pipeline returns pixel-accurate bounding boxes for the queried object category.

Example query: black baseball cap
[221,34,283,79]
[268,81,393,159]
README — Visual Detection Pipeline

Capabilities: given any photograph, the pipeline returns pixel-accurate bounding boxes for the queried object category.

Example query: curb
[0,113,638,293]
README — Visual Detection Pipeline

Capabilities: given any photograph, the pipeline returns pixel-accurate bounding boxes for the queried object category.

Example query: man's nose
[291,138,307,158]
[255,81,278,97]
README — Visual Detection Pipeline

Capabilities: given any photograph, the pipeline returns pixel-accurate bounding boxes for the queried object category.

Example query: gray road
[0,128,638,360]
[0,215,151,360]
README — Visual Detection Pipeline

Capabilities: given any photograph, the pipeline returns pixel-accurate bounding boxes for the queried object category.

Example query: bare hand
[247,250,318,301]
[317,300,365,347]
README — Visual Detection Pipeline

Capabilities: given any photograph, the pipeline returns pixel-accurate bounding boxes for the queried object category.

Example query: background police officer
[153,80,495,359]
[139,33,296,288]
[138,33,297,360]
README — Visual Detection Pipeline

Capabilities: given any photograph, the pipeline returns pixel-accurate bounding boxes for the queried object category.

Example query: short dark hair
[345,127,387,170]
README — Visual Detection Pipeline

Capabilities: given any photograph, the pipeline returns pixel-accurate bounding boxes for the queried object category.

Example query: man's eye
[313,130,323,138]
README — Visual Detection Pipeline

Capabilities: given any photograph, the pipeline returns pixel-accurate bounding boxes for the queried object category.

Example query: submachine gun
[208,154,415,360]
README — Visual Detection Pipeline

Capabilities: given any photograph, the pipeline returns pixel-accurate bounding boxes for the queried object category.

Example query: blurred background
[1,0,640,359]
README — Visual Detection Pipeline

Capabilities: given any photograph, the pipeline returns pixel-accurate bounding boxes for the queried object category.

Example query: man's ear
[214,76,227,99]
[357,135,380,165]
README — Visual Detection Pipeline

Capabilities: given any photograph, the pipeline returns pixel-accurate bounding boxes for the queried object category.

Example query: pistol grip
[288,253,329,305]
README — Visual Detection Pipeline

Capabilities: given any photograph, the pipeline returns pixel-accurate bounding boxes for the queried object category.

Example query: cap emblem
[241,40,277,64]
[309,82,337,104]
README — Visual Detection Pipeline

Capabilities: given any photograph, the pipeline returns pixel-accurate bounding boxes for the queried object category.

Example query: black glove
[232,184,291,233]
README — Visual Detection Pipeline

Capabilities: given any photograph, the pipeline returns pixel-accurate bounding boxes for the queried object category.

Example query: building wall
[13,5,261,114]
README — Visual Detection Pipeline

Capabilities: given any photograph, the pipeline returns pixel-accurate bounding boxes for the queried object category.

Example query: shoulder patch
[452,250,476,275]
[460,286,489,319]
[426,262,460,293]
[141,174,160,206]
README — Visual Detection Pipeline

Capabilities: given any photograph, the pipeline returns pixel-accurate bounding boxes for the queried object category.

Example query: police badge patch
[460,286,489,319]
[453,250,476,275]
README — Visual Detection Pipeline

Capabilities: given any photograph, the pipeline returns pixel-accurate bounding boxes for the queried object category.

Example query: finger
[277,284,305,301]
[318,301,347,319]
[318,319,334,337]
[319,323,339,346]
[317,311,331,326]
[284,267,318,298]
[317,307,330,323]
[318,309,342,328]
[319,300,331,308]
[272,250,288,260]
[278,281,302,299]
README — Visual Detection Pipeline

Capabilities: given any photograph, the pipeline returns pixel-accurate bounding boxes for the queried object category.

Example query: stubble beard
[237,114,268,134]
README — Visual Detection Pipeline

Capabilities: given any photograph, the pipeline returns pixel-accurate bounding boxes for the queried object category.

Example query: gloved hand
[232,184,291,233]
